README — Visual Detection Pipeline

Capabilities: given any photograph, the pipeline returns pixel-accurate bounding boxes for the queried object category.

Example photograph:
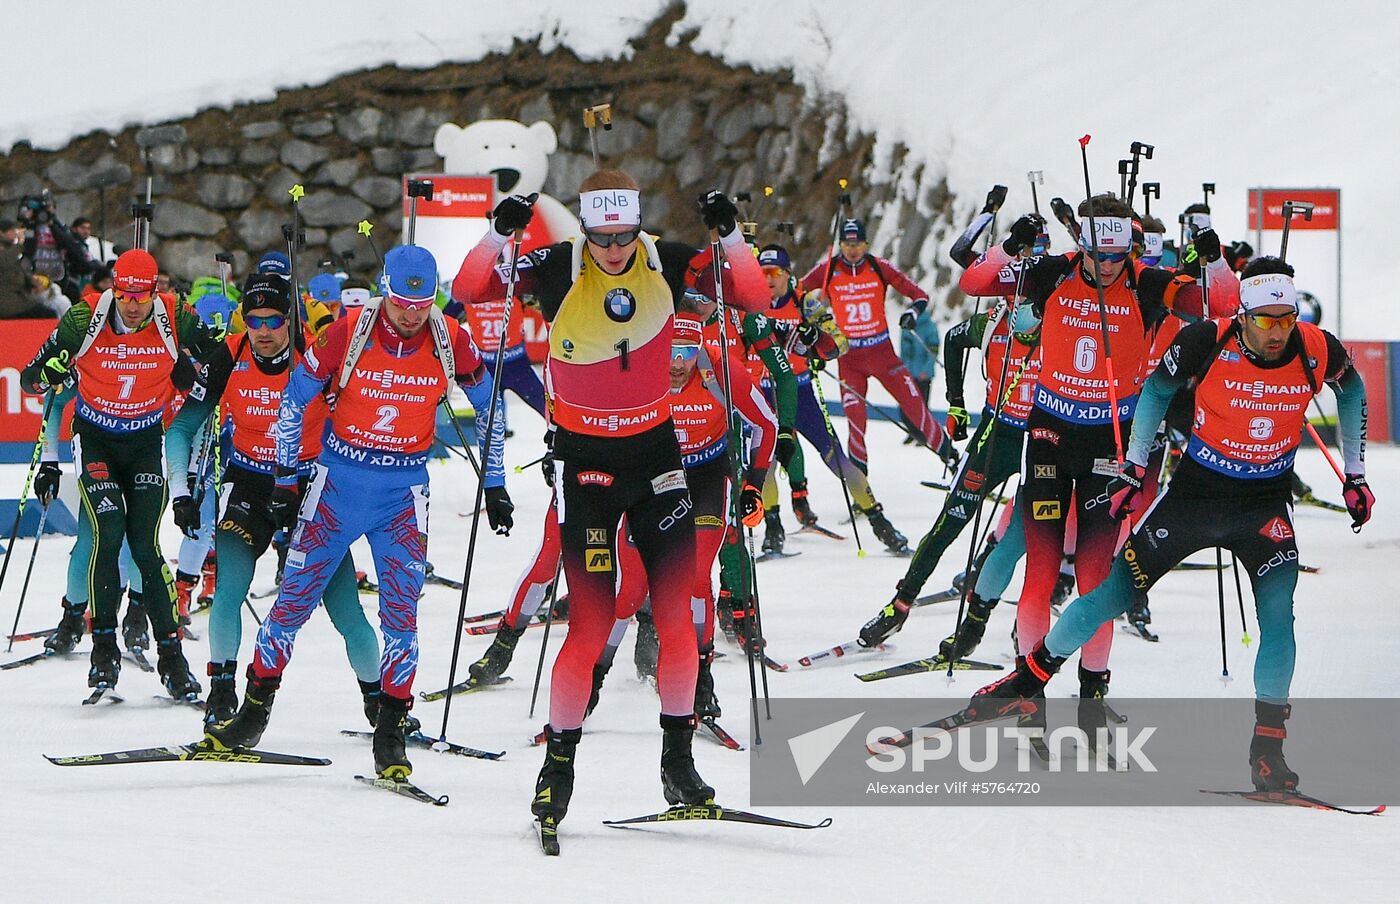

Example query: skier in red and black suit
[799,218,955,473]
[959,193,1238,738]
[453,169,766,842]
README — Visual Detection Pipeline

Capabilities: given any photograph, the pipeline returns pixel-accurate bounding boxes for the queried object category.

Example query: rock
[298,192,372,228]
[714,107,757,146]
[52,193,87,224]
[750,102,775,131]
[151,200,225,238]
[772,92,799,128]
[3,173,44,201]
[303,228,328,247]
[197,174,254,209]
[371,148,438,175]
[726,162,757,197]
[85,155,131,189]
[201,148,237,166]
[337,107,388,146]
[351,176,402,208]
[543,151,593,199]
[290,117,334,139]
[312,159,361,188]
[281,140,330,172]
[45,158,94,192]
[235,207,286,248]
[239,144,278,166]
[518,94,554,126]
[655,102,696,162]
[621,156,664,187]
[396,108,443,147]
[155,238,225,283]
[150,144,199,174]
[676,148,706,188]
[601,115,645,155]
[241,120,283,140]
[327,227,365,257]
[645,194,670,231]
[635,100,662,125]
[262,167,303,203]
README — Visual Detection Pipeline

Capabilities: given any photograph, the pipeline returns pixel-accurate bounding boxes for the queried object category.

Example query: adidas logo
[94,499,119,515]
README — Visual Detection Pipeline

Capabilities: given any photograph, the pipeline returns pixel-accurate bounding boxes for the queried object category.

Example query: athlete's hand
[1106,461,1147,520]
[697,190,739,236]
[33,462,61,506]
[739,483,764,528]
[491,193,536,236]
[38,350,71,388]
[485,485,514,535]
[1343,474,1373,531]
[775,431,796,470]
[982,185,1008,215]
[1192,227,1221,263]
[1002,214,1045,256]
[269,481,302,532]
[171,494,201,540]
[899,298,928,331]
[946,406,970,442]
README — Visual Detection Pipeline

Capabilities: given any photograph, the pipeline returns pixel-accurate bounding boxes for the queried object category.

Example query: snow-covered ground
[1,410,1394,903]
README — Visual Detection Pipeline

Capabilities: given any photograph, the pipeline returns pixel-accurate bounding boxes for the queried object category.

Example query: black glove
[38,350,72,389]
[899,298,928,331]
[697,190,739,236]
[485,485,514,535]
[1343,474,1374,531]
[540,429,556,488]
[1107,461,1148,520]
[1050,197,1077,229]
[491,193,537,236]
[34,462,61,506]
[269,477,302,532]
[983,185,1008,215]
[1002,214,1046,256]
[1226,240,1254,270]
[172,494,201,540]
[739,483,764,528]
[775,431,796,470]
[945,406,970,442]
[794,320,821,349]
[1192,227,1221,263]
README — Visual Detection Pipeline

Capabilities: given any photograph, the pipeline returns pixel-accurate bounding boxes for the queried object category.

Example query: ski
[45,742,332,767]
[1201,789,1385,816]
[854,656,1005,682]
[464,618,565,636]
[1121,621,1159,642]
[124,649,155,672]
[1,651,54,670]
[154,694,206,710]
[797,640,890,668]
[796,524,845,541]
[417,675,513,703]
[536,817,561,855]
[463,608,507,625]
[603,803,832,831]
[1175,560,1320,575]
[1296,492,1347,514]
[698,716,744,751]
[82,688,124,706]
[755,550,802,563]
[867,701,1032,752]
[354,774,449,806]
[7,627,56,643]
[250,585,281,600]
[914,588,961,607]
[340,729,505,761]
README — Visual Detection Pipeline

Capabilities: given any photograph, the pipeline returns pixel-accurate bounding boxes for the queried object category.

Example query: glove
[775,431,796,470]
[1106,461,1147,520]
[1343,474,1374,531]
[808,355,826,373]
[1192,227,1221,263]
[945,406,970,442]
[1002,214,1046,256]
[794,320,821,350]
[171,494,201,540]
[739,483,764,528]
[540,429,556,488]
[269,475,302,532]
[1050,197,1077,228]
[982,185,1008,215]
[38,350,71,388]
[485,485,515,535]
[33,462,60,506]
[697,190,739,236]
[898,299,927,331]
[491,193,536,236]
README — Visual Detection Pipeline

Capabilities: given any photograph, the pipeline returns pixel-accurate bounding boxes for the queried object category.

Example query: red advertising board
[0,318,71,443]
[400,175,493,218]
[1247,188,1340,230]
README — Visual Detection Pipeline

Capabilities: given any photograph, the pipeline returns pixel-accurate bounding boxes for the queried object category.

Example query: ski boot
[468,618,526,685]
[121,591,149,652]
[634,609,659,681]
[862,503,909,554]
[716,589,737,643]
[660,714,716,805]
[204,668,281,750]
[199,552,217,609]
[790,480,818,527]
[1016,672,1047,734]
[952,536,997,595]
[44,597,87,655]
[761,508,785,555]
[1249,701,1299,792]
[156,635,203,698]
[1127,590,1151,628]
[729,594,765,657]
[938,593,998,660]
[373,693,414,780]
[1077,665,1112,754]
[858,585,914,647]
[1051,566,1076,608]
[175,571,198,626]
[205,661,239,727]
[967,643,1064,721]
[694,646,720,720]
[88,628,121,688]
[533,725,581,825]
[360,678,421,734]
[586,660,613,718]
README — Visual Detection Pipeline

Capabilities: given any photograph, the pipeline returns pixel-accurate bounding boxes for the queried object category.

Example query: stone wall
[0,8,965,312]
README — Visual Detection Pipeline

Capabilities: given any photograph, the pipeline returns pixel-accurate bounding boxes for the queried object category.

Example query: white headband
[580,189,642,229]
[341,287,371,308]
[1078,216,1132,251]
[1239,273,1299,312]
[1143,232,1164,258]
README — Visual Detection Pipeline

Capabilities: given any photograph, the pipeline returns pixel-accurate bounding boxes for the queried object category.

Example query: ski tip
[815,817,834,828]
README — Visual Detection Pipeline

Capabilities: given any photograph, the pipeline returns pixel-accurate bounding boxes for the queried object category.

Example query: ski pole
[513,452,548,474]
[1279,200,1314,261]
[436,229,521,745]
[6,501,50,651]
[1125,141,1153,209]
[243,597,263,627]
[1142,183,1160,218]
[808,363,864,556]
[1077,134,1124,463]
[0,392,56,618]
[438,402,485,479]
[528,555,564,721]
[582,103,612,168]
[406,179,434,244]
[284,184,306,351]
[356,220,385,267]
[822,371,944,453]
[1230,551,1252,647]
[1215,546,1230,680]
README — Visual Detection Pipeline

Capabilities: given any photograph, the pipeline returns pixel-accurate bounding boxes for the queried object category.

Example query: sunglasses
[246,313,287,331]
[762,266,789,278]
[386,293,434,310]
[584,227,641,248]
[1245,312,1297,331]
[671,345,700,362]
[1085,249,1130,263]
[114,288,153,301]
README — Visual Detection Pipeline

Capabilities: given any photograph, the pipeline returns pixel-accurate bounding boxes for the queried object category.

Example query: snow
[9,2,1400,336]
[1,416,1396,903]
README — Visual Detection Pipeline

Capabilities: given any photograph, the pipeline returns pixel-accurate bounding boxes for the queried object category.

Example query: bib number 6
[1073,336,1098,374]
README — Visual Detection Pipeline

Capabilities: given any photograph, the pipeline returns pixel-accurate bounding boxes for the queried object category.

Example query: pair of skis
[536,804,832,855]
[794,587,964,668]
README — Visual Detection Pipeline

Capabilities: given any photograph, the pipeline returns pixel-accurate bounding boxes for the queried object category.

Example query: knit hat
[241,273,293,315]
[840,218,866,242]
[757,244,792,271]
[257,251,291,276]
[113,249,158,294]
[380,244,438,308]
[308,272,342,303]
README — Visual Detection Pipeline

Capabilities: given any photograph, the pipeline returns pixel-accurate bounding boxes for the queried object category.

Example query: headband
[1239,273,1299,312]
[580,189,642,229]
[1078,216,1132,251]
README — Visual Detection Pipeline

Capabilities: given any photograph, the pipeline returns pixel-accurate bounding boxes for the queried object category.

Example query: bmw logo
[561,338,575,359]
[604,288,637,323]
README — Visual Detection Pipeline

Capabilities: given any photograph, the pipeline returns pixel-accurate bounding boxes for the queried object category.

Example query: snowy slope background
[7,0,1400,338]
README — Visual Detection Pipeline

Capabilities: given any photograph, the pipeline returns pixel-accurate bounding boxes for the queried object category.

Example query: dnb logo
[1259,516,1295,543]
[603,287,637,323]
[1248,417,1274,441]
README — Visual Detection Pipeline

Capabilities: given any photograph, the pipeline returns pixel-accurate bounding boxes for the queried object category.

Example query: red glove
[1107,461,1147,520]
[1343,475,1374,531]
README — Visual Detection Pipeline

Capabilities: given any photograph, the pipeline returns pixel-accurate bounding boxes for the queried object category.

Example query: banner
[1247,188,1341,230]
[1245,187,1343,337]
[0,319,71,455]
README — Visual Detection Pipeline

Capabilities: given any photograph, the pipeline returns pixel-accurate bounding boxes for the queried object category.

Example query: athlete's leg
[364,480,429,698]
[837,351,872,471]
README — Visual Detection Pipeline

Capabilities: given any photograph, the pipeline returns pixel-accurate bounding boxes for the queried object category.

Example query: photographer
[17,193,94,301]
[0,217,53,319]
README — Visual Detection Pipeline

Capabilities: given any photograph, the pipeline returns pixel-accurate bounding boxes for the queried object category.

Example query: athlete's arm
[21,304,89,391]
[730,362,778,481]
[950,211,998,269]
[164,395,217,497]
[450,230,552,312]
[274,321,346,475]
[743,314,796,434]
[451,329,506,489]
[39,385,76,463]
[942,312,988,405]
[872,256,929,307]
[1323,332,1367,476]
[1123,320,1219,465]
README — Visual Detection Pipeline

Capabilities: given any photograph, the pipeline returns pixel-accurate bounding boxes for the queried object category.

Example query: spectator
[16,194,93,300]
[1,218,51,318]
[897,305,940,444]
[71,217,116,266]
[82,263,114,304]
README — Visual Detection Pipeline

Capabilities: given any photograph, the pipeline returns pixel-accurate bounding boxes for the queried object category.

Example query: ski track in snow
[1,411,1396,902]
